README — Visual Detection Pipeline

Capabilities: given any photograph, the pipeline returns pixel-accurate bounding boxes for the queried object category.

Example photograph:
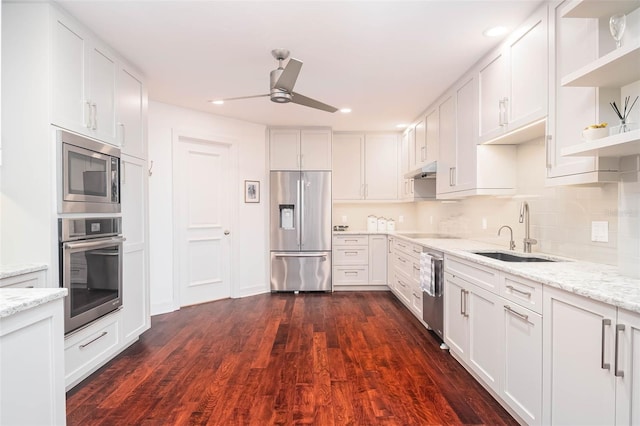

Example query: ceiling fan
[210,49,338,113]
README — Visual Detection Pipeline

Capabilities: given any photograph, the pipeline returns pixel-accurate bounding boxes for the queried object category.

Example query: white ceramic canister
[377,217,387,232]
[367,215,378,232]
[386,219,396,232]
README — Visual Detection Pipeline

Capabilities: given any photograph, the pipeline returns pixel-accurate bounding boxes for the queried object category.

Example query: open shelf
[561,43,640,88]
[561,128,640,157]
[562,0,640,19]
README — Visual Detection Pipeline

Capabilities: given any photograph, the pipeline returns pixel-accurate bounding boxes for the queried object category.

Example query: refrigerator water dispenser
[279,205,295,230]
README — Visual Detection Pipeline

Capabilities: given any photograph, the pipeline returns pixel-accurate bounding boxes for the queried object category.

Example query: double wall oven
[57,129,124,334]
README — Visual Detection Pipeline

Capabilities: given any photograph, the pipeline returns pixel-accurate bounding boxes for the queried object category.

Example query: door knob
[224,230,230,235]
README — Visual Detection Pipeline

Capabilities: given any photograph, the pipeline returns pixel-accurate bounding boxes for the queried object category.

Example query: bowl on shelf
[582,127,609,141]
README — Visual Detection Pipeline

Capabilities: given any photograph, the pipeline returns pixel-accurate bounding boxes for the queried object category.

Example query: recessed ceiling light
[340,108,352,113]
[396,124,408,129]
[483,26,508,37]
[210,100,224,105]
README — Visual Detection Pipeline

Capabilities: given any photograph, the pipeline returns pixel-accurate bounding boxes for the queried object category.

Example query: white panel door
[174,137,232,307]
[120,155,149,341]
[467,283,501,393]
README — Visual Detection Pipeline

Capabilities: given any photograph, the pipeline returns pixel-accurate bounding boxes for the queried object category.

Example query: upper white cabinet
[332,133,398,201]
[478,4,548,144]
[543,286,640,425]
[269,128,331,171]
[118,67,147,159]
[436,77,517,198]
[52,10,118,145]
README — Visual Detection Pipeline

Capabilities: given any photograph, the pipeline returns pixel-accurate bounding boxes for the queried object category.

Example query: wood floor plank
[66,292,517,425]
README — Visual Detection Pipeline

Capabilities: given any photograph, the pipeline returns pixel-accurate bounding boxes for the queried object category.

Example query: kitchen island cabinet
[332,133,398,201]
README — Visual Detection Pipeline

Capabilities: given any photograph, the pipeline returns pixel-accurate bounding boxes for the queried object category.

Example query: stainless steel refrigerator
[270,171,331,291]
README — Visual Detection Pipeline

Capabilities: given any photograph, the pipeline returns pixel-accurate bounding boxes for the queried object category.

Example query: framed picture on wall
[244,180,260,203]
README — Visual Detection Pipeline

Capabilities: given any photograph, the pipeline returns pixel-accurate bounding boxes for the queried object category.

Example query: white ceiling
[56,0,544,132]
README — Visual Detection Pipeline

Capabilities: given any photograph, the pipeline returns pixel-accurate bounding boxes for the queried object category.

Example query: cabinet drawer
[445,255,500,293]
[500,273,543,314]
[394,252,415,279]
[65,314,120,382]
[394,274,413,304]
[333,266,369,284]
[333,235,368,246]
[394,239,422,260]
[0,271,46,288]
[334,246,368,265]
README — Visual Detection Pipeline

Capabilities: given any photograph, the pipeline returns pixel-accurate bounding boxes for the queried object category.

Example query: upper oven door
[61,142,120,213]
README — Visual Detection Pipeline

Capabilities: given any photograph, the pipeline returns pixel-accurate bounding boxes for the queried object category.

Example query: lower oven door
[61,236,125,333]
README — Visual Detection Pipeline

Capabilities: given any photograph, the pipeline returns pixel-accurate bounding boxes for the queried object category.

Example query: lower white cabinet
[0,270,46,288]
[388,238,423,320]
[543,286,640,425]
[445,255,543,424]
[332,234,387,290]
[0,297,66,426]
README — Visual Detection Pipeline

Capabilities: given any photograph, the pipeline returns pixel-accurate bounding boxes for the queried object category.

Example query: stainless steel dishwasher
[422,247,448,349]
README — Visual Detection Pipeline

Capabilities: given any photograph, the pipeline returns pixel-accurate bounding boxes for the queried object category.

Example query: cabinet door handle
[79,331,108,349]
[545,135,553,170]
[460,288,465,316]
[602,319,612,370]
[615,324,625,377]
[464,290,469,317]
[85,101,92,128]
[91,103,98,130]
[506,285,532,298]
[498,99,505,126]
[504,305,529,322]
[365,184,368,198]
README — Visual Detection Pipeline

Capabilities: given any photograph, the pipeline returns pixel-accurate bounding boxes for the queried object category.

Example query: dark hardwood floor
[66,292,517,425]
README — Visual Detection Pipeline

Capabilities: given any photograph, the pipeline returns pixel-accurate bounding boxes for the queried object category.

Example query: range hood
[404,161,438,179]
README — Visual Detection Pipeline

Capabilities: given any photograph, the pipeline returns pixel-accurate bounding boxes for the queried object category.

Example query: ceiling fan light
[340,108,352,113]
[210,100,224,105]
[270,91,292,103]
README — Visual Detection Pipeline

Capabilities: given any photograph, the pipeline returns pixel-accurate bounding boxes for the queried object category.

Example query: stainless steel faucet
[519,201,537,253]
[498,225,515,250]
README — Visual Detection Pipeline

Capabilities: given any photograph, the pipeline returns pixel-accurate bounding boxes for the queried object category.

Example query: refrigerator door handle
[296,178,302,247]
[274,253,329,258]
[300,177,305,248]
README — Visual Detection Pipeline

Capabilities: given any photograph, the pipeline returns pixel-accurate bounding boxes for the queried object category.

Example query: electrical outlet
[341,215,348,223]
[482,217,487,230]
[591,221,609,242]
[398,215,404,223]
[430,216,433,225]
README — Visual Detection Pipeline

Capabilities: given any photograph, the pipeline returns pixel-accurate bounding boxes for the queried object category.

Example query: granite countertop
[0,264,48,280]
[333,231,640,314]
[0,288,67,318]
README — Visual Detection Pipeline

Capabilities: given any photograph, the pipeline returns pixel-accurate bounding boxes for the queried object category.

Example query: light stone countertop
[0,288,68,318]
[334,231,640,314]
[0,264,48,280]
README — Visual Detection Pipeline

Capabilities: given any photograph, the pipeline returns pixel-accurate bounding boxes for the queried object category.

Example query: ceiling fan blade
[274,58,303,92]
[210,94,269,103]
[291,92,338,113]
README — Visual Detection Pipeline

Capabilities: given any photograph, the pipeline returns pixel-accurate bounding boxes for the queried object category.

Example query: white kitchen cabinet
[543,286,640,425]
[546,0,620,185]
[332,133,398,201]
[444,271,502,393]
[436,77,516,198]
[52,9,118,145]
[389,238,425,320]
[425,107,439,165]
[616,308,640,425]
[269,128,331,171]
[478,5,548,144]
[414,119,426,167]
[445,256,543,424]
[120,155,150,343]
[118,66,147,159]
[332,234,387,290]
[0,297,66,426]
[368,234,388,286]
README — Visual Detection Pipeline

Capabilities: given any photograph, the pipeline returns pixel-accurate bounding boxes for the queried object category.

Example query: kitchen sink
[472,251,557,262]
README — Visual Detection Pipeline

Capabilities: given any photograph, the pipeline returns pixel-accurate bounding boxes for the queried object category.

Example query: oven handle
[63,236,126,250]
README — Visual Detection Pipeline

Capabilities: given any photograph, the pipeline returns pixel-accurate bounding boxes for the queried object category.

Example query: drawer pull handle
[615,324,625,377]
[397,243,406,249]
[506,285,532,298]
[345,239,358,243]
[397,258,407,263]
[345,271,358,276]
[504,305,529,322]
[398,280,406,287]
[79,331,108,349]
[601,319,611,370]
[345,251,359,256]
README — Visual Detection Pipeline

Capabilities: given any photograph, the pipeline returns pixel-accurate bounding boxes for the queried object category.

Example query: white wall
[148,101,269,315]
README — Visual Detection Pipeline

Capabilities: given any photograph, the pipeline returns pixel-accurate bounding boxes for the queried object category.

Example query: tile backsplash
[334,140,640,275]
